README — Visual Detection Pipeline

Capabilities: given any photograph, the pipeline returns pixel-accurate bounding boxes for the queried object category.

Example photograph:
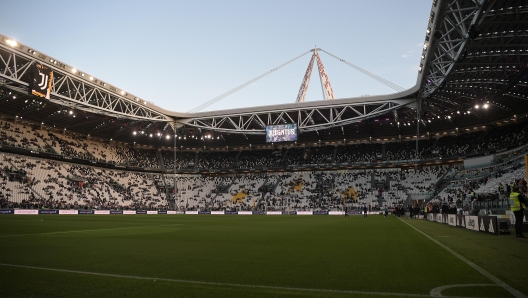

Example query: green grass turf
[0,214,525,298]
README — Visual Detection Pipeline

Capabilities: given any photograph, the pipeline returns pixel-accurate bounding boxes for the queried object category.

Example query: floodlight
[6,39,17,47]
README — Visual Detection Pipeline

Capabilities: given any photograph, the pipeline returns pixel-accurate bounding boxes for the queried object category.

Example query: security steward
[510,186,527,238]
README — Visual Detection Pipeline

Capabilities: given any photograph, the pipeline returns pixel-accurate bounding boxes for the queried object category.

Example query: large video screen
[266,124,297,143]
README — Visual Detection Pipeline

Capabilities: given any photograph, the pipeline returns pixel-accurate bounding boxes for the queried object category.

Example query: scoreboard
[265,124,297,143]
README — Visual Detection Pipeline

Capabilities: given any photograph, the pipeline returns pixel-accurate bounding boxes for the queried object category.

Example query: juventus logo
[37,72,48,90]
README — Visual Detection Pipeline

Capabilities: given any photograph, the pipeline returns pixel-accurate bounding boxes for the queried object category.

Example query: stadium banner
[59,210,78,215]
[465,216,480,231]
[14,209,39,215]
[123,210,136,215]
[110,210,123,214]
[78,210,94,214]
[29,63,53,99]
[38,210,59,215]
[447,214,456,226]
[328,211,344,215]
[456,214,466,228]
[185,211,199,215]
[0,209,14,214]
[313,210,329,215]
[252,211,266,215]
[297,211,312,216]
[282,211,298,215]
[136,210,147,214]
[265,124,297,143]
[225,211,238,215]
[94,210,110,215]
[238,211,252,215]
[211,211,224,215]
[266,211,282,215]
[478,216,498,235]
[198,211,212,215]
[158,210,167,214]
[427,213,435,221]
[147,211,157,215]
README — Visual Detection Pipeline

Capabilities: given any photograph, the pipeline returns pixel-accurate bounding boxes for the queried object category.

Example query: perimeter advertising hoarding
[265,124,297,143]
[29,63,53,99]
[39,210,59,214]
[123,210,136,215]
[59,210,78,215]
[0,209,14,214]
[478,216,498,235]
[15,210,39,215]
[447,214,456,226]
[465,216,479,231]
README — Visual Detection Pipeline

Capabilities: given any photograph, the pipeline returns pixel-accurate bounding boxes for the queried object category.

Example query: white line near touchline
[0,263,474,298]
[400,218,527,298]
[0,224,183,238]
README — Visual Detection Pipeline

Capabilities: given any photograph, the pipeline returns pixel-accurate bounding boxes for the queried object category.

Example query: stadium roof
[0,0,527,148]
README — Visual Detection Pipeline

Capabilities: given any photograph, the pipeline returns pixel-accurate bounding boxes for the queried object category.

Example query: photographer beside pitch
[510,185,527,238]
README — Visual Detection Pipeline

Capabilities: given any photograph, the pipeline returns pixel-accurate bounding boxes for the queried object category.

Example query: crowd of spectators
[0,118,527,212]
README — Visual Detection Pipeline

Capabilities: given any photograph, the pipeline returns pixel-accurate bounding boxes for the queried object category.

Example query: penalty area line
[400,218,527,298]
[0,263,452,297]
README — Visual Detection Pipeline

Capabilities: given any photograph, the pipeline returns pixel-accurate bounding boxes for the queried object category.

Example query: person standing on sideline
[384,205,388,217]
[510,185,526,238]
[344,205,349,218]
[409,205,413,219]
[363,205,368,217]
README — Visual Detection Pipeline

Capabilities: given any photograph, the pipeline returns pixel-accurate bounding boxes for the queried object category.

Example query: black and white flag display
[29,63,53,99]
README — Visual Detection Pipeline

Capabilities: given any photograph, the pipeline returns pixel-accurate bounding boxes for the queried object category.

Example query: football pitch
[0,214,526,298]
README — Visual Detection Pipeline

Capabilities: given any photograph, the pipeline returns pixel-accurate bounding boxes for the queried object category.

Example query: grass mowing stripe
[399,218,526,298]
[0,263,465,298]
[0,224,183,237]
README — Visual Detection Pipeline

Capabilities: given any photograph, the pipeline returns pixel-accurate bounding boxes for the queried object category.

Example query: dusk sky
[1,0,432,113]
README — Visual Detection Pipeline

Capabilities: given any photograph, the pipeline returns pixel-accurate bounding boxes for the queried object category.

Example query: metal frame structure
[0,37,171,122]
[419,0,487,99]
[182,98,414,134]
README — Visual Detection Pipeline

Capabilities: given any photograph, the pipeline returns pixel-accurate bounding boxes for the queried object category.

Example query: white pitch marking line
[400,218,527,298]
[0,263,470,298]
[0,224,183,238]
[430,284,497,297]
